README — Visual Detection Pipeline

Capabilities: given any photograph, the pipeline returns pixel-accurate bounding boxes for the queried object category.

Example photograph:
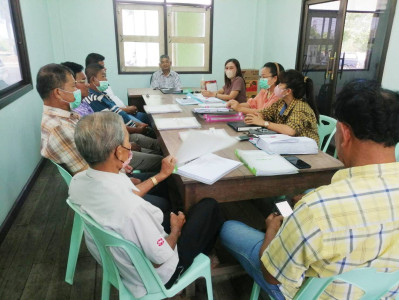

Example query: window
[114,0,212,74]
[0,0,32,109]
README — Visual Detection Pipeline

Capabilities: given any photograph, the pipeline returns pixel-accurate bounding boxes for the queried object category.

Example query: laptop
[227,121,262,132]
[159,88,183,94]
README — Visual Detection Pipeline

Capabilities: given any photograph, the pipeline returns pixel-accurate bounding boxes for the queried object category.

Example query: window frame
[113,0,213,74]
[0,0,32,110]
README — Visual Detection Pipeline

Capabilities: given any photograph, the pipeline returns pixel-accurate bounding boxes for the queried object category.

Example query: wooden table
[131,88,344,211]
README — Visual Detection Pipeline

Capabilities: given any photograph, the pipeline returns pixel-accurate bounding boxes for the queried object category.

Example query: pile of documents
[154,117,201,130]
[256,134,319,154]
[144,104,182,114]
[235,149,298,176]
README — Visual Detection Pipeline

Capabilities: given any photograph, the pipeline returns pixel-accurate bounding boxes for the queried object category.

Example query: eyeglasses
[121,145,131,151]
[75,80,87,84]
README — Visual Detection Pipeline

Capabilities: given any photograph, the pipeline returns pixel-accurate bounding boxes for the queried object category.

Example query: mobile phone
[275,201,294,217]
[284,156,311,169]
[236,135,250,141]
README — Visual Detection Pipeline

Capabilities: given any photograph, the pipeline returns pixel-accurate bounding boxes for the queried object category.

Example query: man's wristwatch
[264,121,270,128]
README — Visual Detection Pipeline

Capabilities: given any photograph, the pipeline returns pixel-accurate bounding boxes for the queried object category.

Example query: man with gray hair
[69,111,223,298]
[150,54,181,89]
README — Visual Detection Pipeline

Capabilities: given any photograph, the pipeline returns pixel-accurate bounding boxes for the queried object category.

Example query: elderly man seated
[69,112,224,298]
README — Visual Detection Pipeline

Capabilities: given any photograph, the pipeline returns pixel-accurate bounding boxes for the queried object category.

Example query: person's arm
[216,90,239,101]
[121,105,138,115]
[165,211,186,249]
[126,124,148,135]
[133,156,176,197]
[150,72,158,88]
[259,213,283,284]
[202,87,224,98]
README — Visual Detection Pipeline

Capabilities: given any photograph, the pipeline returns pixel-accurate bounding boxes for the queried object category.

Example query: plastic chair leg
[250,282,260,300]
[65,212,84,284]
[204,266,214,300]
[101,279,111,300]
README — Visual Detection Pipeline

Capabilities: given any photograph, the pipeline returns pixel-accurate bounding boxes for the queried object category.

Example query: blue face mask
[60,89,82,109]
[259,78,270,90]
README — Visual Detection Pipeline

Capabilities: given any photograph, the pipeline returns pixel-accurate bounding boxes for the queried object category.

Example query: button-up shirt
[262,162,399,300]
[260,98,319,146]
[83,89,136,127]
[150,70,181,89]
[40,105,86,174]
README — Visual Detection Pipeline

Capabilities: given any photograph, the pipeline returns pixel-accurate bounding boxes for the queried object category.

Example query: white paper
[198,103,227,108]
[154,117,201,131]
[179,128,231,141]
[144,104,182,114]
[190,93,225,104]
[193,107,232,113]
[175,98,199,105]
[235,149,298,176]
[176,130,237,166]
[256,134,319,155]
[206,82,218,92]
[176,153,242,185]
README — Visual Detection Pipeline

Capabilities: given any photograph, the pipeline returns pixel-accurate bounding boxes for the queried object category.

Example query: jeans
[220,220,286,300]
[129,112,150,125]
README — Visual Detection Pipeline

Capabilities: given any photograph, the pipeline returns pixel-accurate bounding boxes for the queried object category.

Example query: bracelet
[150,176,158,186]
[215,92,218,98]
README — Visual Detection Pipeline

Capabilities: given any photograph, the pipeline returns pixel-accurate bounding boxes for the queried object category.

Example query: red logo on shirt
[157,238,164,246]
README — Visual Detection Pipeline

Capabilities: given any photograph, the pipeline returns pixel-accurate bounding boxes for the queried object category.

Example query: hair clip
[304,76,308,83]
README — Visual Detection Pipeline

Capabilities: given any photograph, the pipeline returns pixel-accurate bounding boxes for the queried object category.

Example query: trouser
[130,112,150,125]
[129,151,162,172]
[129,133,162,155]
[165,198,224,288]
[219,220,285,300]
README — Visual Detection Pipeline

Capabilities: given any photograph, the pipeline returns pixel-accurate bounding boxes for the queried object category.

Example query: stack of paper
[192,107,233,114]
[154,117,201,130]
[235,149,298,176]
[144,104,182,114]
[187,93,225,104]
[176,153,242,185]
[198,103,226,108]
[256,134,319,155]
[179,128,231,141]
[175,98,200,105]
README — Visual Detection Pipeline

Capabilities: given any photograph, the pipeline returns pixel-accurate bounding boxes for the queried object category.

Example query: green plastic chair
[66,199,214,300]
[318,115,337,153]
[50,160,84,285]
[395,143,399,162]
[249,267,399,300]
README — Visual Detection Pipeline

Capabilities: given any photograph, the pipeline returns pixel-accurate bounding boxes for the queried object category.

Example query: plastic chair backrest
[396,143,399,162]
[51,160,72,186]
[294,267,399,299]
[318,115,337,152]
[66,200,172,298]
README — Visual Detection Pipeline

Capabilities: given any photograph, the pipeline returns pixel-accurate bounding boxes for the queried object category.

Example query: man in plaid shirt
[220,80,399,299]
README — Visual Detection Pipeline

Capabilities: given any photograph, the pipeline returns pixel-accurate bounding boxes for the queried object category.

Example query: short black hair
[36,63,74,99]
[60,61,84,78]
[85,63,104,82]
[85,53,105,67]
[334,80,399,147]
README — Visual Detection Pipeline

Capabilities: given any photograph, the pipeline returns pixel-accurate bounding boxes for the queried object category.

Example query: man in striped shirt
[220,80,399,299]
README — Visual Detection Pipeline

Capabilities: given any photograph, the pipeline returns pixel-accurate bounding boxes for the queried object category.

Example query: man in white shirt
[69,111,223,297]
[150,55,182,89]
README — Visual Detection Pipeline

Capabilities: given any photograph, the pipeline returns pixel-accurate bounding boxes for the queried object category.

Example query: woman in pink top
[227,62,284,114]
[202,58,247,103]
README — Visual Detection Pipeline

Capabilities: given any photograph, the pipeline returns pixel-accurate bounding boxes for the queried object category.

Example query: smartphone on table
[284,156,311,169]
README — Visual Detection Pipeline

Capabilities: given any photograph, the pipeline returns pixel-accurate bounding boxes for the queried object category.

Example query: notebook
[256,134,319,155]
[176,153,242,185]
[144,104,182,114]
[228,121,262,132]
[154,117,201,130]
[235,149,298,176]
[175,97,200,105]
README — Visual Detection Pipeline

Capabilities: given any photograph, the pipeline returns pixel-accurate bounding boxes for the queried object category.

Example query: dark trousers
[165,198,224,288]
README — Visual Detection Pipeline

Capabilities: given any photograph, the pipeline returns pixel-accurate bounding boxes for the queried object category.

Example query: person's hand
[226,99,240,111]
[124,165,133,174]
[130,142,142,152]
[201,90,214,97]
[130,177,141,185]
[244,113,264,126]
[125,105,138,115]
[265,213,284,234]
[159,155,176,179]
[135,122,148,134]
[170,211,186,236]
[291,193,305,205]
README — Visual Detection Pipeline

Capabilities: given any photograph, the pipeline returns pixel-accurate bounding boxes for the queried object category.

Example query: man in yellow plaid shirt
[220,80,399,299]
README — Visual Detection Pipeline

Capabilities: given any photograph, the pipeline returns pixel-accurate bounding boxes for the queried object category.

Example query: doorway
[297,0,397,116]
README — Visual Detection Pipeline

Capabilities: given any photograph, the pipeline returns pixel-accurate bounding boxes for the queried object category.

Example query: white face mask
[225,69,236,79]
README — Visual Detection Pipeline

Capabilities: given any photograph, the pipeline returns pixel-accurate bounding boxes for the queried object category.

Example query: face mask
[259,78,270,90]
[60,89,82,109]
[225,70,236,79]
[121,150,133,169]
[274,85,287,99]
[95,79,109,92]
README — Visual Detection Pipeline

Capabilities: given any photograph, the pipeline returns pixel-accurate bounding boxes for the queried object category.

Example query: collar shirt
[262,162,399,300]
[260,99,319,146]
[247,88,279,110]
[69,168,178,298]
[83,89,136,127]
[40,105,86,174]
[105,85,126,108]
[72,101,94,117]
[150,70,181,89]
